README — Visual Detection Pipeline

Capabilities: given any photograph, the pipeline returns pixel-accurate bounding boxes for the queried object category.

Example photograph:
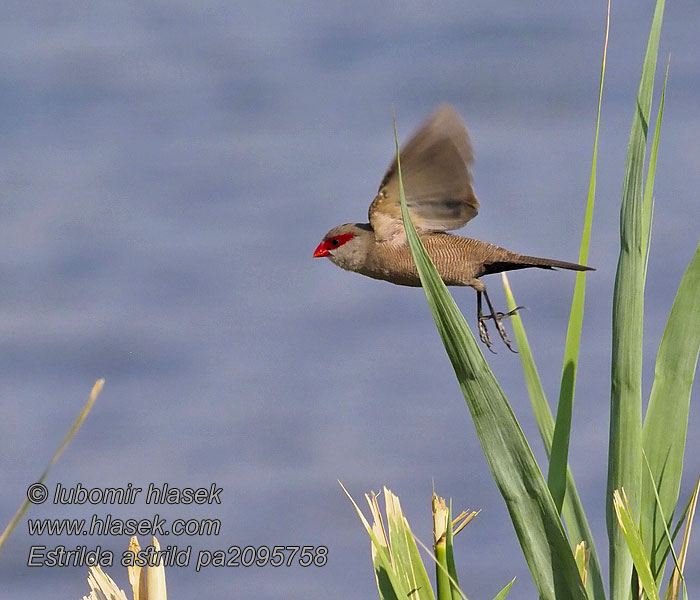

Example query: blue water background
[1,2,699,598]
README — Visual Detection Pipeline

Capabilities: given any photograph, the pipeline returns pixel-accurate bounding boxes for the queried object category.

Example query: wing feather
[369,104,479,243]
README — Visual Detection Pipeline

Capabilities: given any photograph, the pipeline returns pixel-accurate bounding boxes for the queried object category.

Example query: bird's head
[313,223,373,271]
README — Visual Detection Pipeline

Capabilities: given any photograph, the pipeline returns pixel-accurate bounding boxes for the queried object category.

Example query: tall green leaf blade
[607,2,665,598]
[641,236,700,581]
[547,0,609,516]
[394,122,587,600]
[503,275,605,600]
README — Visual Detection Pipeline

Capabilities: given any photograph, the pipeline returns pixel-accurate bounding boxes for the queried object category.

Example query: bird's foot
[478,317,497,354]
[494,316,517,353]
[479,306,523,353]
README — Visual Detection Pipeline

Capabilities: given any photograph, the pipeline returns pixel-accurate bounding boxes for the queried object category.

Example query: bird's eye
[330,238,340,247]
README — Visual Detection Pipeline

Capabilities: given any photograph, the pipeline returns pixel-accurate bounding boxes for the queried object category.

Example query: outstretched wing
[368,104,479,244]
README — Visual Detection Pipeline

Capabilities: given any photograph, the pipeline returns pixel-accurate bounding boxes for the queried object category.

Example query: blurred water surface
[1,2,698,598]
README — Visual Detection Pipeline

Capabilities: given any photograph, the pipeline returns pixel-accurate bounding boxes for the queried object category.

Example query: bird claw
[494,318,518,353]
[478,317,497,354]
[477,305,523,354]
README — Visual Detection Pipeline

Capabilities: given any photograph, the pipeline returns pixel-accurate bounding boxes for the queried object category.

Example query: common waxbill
[313,105,593,351]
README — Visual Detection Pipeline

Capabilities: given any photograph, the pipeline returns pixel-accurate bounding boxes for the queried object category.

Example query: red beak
[313,242,329,258]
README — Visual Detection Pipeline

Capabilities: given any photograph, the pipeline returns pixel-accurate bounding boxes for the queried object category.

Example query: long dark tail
[519,254,594,271]
[483,254,594,275]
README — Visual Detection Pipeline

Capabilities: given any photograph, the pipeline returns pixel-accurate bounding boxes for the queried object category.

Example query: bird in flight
[313,105,593,352]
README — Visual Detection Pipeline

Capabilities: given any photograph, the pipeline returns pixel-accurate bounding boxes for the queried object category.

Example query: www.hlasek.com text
[27,514,221,537]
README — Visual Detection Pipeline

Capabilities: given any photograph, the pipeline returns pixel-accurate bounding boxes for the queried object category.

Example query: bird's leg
[476,291,496,353]
[481,287,519,353]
